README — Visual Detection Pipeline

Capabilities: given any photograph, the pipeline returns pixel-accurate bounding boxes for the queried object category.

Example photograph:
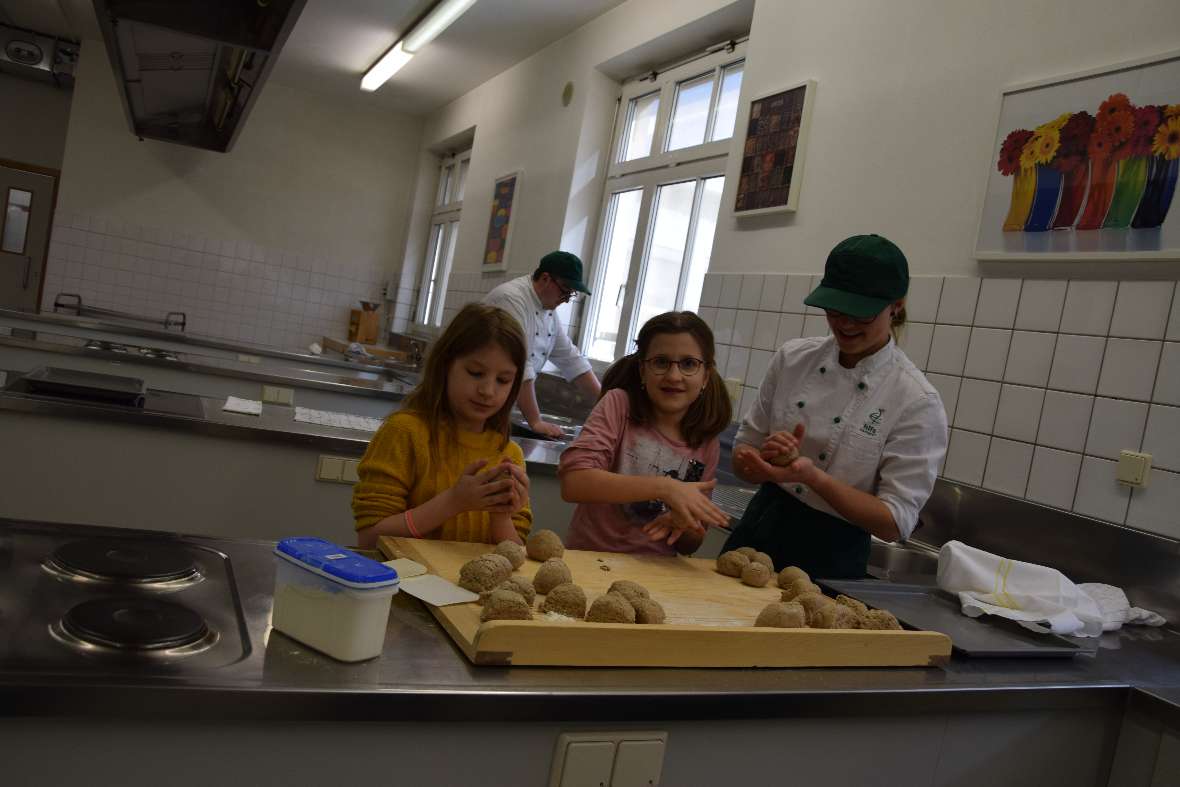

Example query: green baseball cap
[804,234,909,318]
[538,250,591,294]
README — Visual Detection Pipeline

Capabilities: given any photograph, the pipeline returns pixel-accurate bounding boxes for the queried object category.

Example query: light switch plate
[340,459,360,483]
[316,455,344,481]
[262,385,294,405]
[549,731,667,787]
[1116,450,1152,488]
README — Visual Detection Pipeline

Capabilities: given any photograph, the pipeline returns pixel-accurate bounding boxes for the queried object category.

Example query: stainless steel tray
[819,579,1081,658]
[21,366,147,407]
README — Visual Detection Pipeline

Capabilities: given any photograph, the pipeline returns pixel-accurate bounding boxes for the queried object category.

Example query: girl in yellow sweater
[352,304,533,548]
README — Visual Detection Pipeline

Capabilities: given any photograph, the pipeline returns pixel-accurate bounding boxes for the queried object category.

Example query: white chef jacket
[736,335,948,541]
[484,275,593,383]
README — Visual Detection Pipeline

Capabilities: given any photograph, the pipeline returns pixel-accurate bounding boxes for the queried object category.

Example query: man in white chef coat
[484,251,601,438]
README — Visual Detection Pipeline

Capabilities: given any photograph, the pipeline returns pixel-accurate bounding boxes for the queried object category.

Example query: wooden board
[378,537,951,668]
[321,336,413,364]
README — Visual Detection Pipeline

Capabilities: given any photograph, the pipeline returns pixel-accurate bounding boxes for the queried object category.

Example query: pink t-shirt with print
[560,388,720,556]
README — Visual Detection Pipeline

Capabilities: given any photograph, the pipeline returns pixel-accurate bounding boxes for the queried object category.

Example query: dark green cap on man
[537,251,591,294]
[804,234,909,318]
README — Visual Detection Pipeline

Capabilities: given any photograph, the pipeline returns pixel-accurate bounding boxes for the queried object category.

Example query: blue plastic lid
[275,537,399,589]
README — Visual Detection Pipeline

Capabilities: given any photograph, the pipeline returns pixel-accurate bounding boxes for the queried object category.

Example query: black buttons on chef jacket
[819,452,827,461]
[794,486,804,494]
[833,416,841,424]
[858,382,866,390]
[797,401,805,408]
[820,366,826,374]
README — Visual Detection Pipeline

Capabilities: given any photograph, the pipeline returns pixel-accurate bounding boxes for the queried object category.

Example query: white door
[0,163,56,312]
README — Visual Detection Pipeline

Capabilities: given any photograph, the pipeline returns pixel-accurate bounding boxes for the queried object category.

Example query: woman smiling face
[824,299,902,367]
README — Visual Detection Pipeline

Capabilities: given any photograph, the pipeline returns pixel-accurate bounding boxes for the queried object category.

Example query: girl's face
[639,331,709,420]
[446,343,518,432]
[825,299,902,365]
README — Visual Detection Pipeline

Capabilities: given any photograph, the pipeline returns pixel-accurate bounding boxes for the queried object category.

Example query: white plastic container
[271,537,399,662]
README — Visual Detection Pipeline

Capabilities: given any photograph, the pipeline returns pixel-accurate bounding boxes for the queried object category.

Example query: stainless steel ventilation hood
[92,0,306,153]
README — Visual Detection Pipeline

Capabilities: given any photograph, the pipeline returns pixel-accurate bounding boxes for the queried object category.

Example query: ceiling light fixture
[361,0,479,92]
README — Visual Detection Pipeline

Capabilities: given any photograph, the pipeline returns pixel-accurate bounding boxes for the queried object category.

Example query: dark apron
[722,482,870,580]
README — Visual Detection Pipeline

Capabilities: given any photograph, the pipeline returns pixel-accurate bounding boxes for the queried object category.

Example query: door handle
[22,256,31,289]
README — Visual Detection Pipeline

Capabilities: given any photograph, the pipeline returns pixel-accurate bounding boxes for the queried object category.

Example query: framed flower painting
[733,80,817,215]
[974,50,1180,261]
[483,171,521,272]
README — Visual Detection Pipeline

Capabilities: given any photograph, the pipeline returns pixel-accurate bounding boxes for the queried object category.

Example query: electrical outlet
[262,385,294,405]
[1116,450,1152,488]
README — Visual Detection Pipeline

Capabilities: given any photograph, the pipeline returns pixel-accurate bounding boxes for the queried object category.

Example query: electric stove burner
[45,539,201,586]
[54,598,215,653]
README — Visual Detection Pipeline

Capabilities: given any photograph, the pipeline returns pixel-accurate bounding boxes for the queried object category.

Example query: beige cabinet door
[0,164,56,312]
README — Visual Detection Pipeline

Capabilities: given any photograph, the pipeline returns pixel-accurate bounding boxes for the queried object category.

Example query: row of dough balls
[481,577,667,624]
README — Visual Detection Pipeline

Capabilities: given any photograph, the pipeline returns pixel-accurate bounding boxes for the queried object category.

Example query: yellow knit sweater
[352,410,532,543]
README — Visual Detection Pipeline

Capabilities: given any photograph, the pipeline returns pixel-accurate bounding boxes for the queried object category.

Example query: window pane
[455,158,469,202]
[587,189,643,362]
[2,188,32,254]
[436,165,453,206]
[433,221,460,325]
[680,176,724,312]
[420,223,445,321]
[632,180,696,332]
[709,62,744,142]
[620,91,659,163]
[666,73,713,152]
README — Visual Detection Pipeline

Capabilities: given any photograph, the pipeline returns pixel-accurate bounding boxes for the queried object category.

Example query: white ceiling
[1,0,628,116]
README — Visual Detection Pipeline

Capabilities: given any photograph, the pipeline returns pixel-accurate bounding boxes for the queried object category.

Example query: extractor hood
[92,0,306,153]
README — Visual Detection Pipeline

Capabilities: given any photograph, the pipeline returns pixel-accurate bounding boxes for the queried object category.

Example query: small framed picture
[482,170,521,272]
[974,50,1180,262]
[733,80,817,216]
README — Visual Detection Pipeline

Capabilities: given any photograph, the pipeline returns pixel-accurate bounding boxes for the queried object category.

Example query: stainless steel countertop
[2,516,1178,723]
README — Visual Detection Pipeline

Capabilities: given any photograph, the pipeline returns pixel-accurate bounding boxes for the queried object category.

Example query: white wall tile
[944,429,989,485]
[719,274,741,308]
[753,311,779,350]
[906,276,943,322]
[936,277,980,325]
[1126,469,1180,539]
[898,322,934,370]
[1060,281,1117,335]
[733,310,756,347]
[782,274,813,314]
[1037,390,1094,452]
[1098,338,1161,401]
[974,279,1021,328]
[1156,342,1180,405]
[745,349,773,388]
[1004,331,1057,387]
[1073,456,1130,523]
[739,274,763,309]
[1085,398,1148,460]
[699,273,722,308]
[759,274,787,312]
[928,325,971,375]
[994,384,1044,442]
[1048,334,1105,394]
[964,328,1012,380]
[714,344,730,377]
[926,373,961,424]
[736,385,759,424]
[954,378,1000,433]
[1026,447,1082,509]
[713,308,736,344]
[802,315,829,338]
[726,346,750,380]
[1109,281,1174,339]
[777,314,804,346]
[696,306,717,327]
[1142,405,1180,472]
[983,438,1033,497]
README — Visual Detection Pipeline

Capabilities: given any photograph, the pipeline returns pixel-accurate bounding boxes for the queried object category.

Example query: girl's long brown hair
[601,311,731,448]
[401,303,526,463]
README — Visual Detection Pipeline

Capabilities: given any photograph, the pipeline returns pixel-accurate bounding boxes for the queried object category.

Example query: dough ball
[750,551,774,570]
[777,566,810,588]
[859,609,902,630]
[459,555,511,593]
[607,580,649,605]
[835,594,869,615]
[795,591,834,624]
[768,445,800,467]
[779,578,822,602]
[493,540,526,570]
[755,601,808,628]
[716,551,750,577]
[632,597,666,624]
[540,583,587,618]
[480,575,537,606]
[735,547,758,558]
[586,592,636,623]
[532,558,573,595]
[526,529,564,561]
[740,562,772,587]
[479,589,532,622]
[810,604,860,629]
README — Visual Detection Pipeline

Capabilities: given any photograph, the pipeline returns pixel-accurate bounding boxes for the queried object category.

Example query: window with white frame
[582,42,745,362]
[417,150,471,326]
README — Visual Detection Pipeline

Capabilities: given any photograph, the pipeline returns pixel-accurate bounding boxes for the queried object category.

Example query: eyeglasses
[823,308,880,325]
[643,355,706,376]
[553,279,579,302]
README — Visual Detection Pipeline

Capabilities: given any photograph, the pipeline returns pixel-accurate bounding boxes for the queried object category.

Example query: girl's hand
[761,423,805,465]
[448,459,516,514]
[641,511,704,546]
[733,443,774,483]
[487,459,529,514]
[659,478,728,530]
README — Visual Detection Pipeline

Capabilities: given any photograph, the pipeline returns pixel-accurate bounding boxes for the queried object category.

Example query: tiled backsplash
[41,213,386,352]
[698,272,1180,542]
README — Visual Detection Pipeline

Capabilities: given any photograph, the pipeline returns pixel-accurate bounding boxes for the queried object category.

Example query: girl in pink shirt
[560,311,733,555]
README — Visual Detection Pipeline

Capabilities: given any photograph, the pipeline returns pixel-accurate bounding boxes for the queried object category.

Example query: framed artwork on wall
[482,170,521,272]
[975,50,1180,261]
[733,80,817,216]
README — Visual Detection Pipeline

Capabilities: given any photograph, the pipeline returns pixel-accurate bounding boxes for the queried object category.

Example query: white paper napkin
[223,396,263,416]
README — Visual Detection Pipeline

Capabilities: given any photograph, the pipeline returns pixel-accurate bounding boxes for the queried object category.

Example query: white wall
[711,0,1180,276]
[0,73,72,170]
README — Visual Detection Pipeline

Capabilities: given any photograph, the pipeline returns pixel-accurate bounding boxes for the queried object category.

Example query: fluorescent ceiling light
[361,0,479,92]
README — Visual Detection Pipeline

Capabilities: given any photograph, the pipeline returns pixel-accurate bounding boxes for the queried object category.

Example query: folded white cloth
[938,541,1107,637]
[1077,583,1166,630]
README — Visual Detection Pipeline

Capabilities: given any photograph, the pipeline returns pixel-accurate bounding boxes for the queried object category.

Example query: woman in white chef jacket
[723,235,948,579]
